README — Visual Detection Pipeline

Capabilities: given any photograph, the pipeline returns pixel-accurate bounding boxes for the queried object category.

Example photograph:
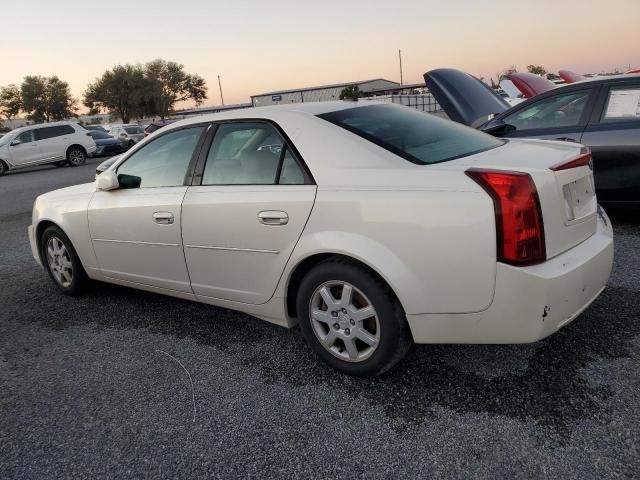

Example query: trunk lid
[558,70,587,84]
[508,72,556,98]
[447,138,598,258]
[424,68,510,127]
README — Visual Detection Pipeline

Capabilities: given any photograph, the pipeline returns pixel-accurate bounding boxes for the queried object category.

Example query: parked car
[110,124,144,148]
[87,131,125,157]
[0,122,97,176]
[144,120,174,136]
[28,102,613,376]
[559,70,587,84]
[508,72,556,98]
[85,124,108,133]
[425,68,640,207]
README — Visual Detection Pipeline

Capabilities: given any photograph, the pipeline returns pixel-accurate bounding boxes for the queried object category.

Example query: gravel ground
[1,161,639,479]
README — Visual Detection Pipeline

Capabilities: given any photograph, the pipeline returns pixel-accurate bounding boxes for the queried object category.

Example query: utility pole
[398,49,403,86]
[217,75,225,106]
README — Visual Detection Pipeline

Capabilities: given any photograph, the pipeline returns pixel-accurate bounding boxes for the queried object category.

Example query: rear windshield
[124,126,143,134]
[145,124,161,133]
[318,104,504,165]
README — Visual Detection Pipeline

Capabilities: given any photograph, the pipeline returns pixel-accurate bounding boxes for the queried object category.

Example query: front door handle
[153,212,174,225]
[258,210,289,225]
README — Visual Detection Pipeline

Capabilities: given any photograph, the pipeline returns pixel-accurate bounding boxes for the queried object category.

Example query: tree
[84,65,147,123]
[546,72,560,81]
[0,84,23,120]
[492,65,518,87]
[21,76,77,123]
[526,65,547,76]
[143,59,207,118]
[339,85,361,100]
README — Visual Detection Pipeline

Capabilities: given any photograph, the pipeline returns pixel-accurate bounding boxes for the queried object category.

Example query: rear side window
[35,125,75,140]
[601,87,640,122]
[318,104,503,165]
[124,126,143,134]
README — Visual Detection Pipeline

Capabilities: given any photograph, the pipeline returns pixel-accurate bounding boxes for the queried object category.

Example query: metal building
[251,79,400,107]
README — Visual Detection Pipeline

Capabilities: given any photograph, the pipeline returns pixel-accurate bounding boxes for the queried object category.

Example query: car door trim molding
[185,244,280,254]
[92,238,181,247]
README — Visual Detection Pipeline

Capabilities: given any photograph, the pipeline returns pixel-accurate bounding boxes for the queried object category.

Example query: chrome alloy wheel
[309,281,381,362]
[46,236,73,287]
[68,149,85,166]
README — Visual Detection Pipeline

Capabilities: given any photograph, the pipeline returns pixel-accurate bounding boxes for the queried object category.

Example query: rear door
[497,87,598,142]
[182,120,316,305]
[88,124,207,292]
[35,125,75,161]
[580,83,640,204]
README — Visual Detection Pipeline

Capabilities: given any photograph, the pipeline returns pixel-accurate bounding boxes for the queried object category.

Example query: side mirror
[10,139,21,146]
[481,121,516,137]
[95,170,119,191]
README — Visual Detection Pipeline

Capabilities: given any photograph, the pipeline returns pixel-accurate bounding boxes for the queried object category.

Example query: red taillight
[466,168,546,266]
[550,151,592,171]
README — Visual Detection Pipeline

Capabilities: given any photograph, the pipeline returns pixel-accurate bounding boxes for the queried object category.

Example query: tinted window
[124,126,143,134]
[15,130,35,144]
[202,123,285,185]
[145,124,161,134]
[279,148,305,184]
[601,87,640,122]
[319,104,503,165]
[503,90,592,130]
[116,127,204,188]
[35,125,75,140]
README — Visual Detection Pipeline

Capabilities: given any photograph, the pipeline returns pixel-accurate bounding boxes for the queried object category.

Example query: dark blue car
[88,130,125,157]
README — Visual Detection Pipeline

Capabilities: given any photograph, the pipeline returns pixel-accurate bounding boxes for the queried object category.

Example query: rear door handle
[258,210,289,225]
[153,212,174,224]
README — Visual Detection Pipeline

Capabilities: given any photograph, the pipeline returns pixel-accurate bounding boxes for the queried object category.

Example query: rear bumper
[406,208,614,343]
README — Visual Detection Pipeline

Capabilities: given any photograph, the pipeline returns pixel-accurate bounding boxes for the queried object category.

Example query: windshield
[0,133,13,147]
[124,126,143,134]
[318,104,504,165]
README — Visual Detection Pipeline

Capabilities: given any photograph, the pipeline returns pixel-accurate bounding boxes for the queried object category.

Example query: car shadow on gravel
[18,273,639,438]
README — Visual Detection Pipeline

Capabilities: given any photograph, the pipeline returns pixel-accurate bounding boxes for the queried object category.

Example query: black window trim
[500,86,598,134]
[114,122,211,188]
[191,118,315,186]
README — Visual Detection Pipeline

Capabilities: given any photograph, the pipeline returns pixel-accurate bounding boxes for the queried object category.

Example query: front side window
[319,104,503,165]
[601,87,640,122]
[116,126,204,188]
[503,90,592,131]
[202,122,305,185]
[15,130,35,144]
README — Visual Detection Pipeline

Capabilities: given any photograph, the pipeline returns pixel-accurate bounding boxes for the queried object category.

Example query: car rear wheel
[67,147,86,167]
[40,226,88,295]
[0,160,7,176]
[296,258,413,377]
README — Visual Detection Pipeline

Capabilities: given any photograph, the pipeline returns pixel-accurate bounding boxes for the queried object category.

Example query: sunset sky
[1,0,638,110]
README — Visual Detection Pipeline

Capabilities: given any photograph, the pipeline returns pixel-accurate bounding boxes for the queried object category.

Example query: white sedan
[28,102,614,376]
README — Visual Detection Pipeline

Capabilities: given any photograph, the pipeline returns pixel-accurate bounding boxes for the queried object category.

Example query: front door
[8,129,41,166]
[499,87,597,143]
[88,125,206,292]
[182,121,316,304]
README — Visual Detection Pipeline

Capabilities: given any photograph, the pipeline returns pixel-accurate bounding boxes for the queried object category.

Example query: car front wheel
[67,147,86,167]
[40,226,88,295]
[0,160,7,176]
[296,258,413,377]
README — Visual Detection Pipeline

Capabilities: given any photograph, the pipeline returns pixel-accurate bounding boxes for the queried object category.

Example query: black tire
[40,225,88,296]
[128,140,135,148]
[0,160,7,176]
[296,258,413,377]
[53,161,67,168]
[66,147,86,167]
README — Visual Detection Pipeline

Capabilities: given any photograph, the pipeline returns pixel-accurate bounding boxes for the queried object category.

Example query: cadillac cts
[28,102,614,376]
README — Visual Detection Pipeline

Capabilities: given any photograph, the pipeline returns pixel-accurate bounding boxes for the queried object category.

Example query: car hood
[558,70,586,83]
[36,182,95,202]
[424,68,510,127]
[95,138,120,146]
[509,72,556,98]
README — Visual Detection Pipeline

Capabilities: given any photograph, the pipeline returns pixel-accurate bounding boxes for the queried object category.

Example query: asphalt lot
[1,159,639,479]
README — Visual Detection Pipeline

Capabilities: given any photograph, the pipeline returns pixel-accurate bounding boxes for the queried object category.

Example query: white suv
[0,122,97,176]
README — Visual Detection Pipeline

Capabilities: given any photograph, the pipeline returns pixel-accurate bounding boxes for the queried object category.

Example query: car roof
[160,100,385,130]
